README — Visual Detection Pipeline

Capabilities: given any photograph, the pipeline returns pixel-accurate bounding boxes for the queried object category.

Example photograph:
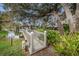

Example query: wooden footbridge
[20,29,47,55]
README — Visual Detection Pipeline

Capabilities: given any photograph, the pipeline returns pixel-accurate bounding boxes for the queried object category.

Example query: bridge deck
[21,29,46,55]
[32,37,45,52]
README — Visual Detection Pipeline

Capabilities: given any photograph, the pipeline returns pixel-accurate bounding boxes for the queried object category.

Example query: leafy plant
[37,28,79,55]
[54,33,79,56]
[63,24,69,34]
[47,30,60,45]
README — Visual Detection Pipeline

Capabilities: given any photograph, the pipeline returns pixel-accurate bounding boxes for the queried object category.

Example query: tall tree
[62,4,76,33]
[3,3,64,34]
[75,3,79,31]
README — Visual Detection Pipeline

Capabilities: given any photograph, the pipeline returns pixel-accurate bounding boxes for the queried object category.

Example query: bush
[47,30,61,45]
[63,24,69,33]
[37,28,79,56]
[47,30,79,56]
[36,28,61,45]
[54,33,79,56]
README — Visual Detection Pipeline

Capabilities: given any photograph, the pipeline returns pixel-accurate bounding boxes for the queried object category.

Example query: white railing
[21,29,47,55]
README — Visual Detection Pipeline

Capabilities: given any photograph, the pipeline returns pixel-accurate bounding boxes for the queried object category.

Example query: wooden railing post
[44,31,47,47]
[29,32,33,55]
[22,40,25,50]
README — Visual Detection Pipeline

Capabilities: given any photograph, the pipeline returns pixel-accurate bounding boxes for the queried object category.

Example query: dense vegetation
[37,26,79,56]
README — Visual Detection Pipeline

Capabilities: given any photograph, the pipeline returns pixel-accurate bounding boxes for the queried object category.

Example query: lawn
[0,31,24,56]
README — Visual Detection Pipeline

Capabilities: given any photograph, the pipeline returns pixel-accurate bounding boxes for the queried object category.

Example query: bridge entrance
[20,29,47,55]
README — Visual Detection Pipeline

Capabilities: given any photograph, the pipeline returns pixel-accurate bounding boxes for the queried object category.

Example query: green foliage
[47,29,79,55]
[54,33,79,56]
[36,28,45,32]
[0,31,8,38]
[47,29,79,56]
[63,24,69,33]
[37,28,79,56]
[47,30,60,45]
[36,28,61,45]
[0,38,24,56]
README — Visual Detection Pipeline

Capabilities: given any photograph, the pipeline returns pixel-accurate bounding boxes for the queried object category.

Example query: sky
[0,3,5,12]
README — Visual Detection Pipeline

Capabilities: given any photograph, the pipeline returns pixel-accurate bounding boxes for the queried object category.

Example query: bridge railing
[33,30,47,47]
[21,29,47,55]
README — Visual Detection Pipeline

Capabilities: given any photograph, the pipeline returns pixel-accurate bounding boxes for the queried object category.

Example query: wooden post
[11,38,13,46]
[29,32,33,55]
[22,40,25,50]
[44,31,47,47]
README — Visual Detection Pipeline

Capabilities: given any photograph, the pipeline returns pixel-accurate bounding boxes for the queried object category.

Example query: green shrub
[54,33,79,56]
[47,30,79,55]
[37,28,79,55]
[47,30,61,45]
[36,28,61,45]
[63,24,69,33]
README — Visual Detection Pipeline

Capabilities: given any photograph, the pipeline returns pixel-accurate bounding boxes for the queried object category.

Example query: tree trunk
[0,21,2,31]
[75,3,79,31]
[62,4,76,33]
[76,3,79,16]
[0,24,2,31]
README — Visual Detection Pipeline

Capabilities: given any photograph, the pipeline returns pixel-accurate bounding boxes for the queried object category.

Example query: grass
[0,38,24,56]
[0,31,24,56]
